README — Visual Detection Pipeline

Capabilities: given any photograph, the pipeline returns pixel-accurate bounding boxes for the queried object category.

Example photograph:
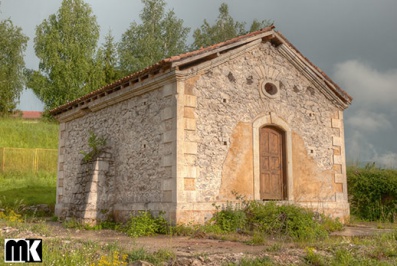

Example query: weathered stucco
[175,41,349,223]
[54,28,350,225]
[219,122,254,200]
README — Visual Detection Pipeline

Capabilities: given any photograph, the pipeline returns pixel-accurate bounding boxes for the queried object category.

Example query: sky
[1,0,397,167]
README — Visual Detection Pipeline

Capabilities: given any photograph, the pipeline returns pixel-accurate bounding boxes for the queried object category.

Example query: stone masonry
[175,41,350,223]
[52,27,352,224]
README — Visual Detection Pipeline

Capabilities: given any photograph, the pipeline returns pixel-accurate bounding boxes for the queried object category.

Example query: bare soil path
[3,220,395,265]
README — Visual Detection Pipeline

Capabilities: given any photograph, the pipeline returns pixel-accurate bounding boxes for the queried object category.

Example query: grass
[0,172,56,203]
[0,117,59,149]
[0,117,58,211]
[303,231,397,266]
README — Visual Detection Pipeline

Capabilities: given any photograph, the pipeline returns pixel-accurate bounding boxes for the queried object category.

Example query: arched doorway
[259,126,287,200]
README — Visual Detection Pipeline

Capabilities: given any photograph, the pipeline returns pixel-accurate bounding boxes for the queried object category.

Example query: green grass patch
[0,117,59,149]
[0,172,56,216]
[1,186,55,206]
[0,172,56,192]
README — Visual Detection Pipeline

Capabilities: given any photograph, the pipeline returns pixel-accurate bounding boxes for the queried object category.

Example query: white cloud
[346,110,393,132]
[334,60,397,166]
[345,130,377,164]
[334,60,397,111]
[372,152,397,169]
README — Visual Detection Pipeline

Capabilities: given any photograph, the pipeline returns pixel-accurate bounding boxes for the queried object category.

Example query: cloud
[346,131,397,168]
[345,130,377,164]
[372,152,397,169]
[334,60,397,111]
[346,110,393,132]
[334,60,397,166]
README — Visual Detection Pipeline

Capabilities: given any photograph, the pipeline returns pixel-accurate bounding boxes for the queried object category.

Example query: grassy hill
[0,117,59,148]
[0,117,59,210]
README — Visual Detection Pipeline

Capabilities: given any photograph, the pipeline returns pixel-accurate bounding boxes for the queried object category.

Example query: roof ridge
[50,24,352,116]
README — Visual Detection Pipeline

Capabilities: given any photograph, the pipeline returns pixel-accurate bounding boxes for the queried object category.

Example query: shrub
[209,199,340,241]
[347,166,397,222]
[125,211,168,237]
[245,201,329,241]
[210,201,246,233]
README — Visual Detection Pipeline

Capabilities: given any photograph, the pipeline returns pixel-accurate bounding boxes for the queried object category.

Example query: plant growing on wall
[80,131,107,163]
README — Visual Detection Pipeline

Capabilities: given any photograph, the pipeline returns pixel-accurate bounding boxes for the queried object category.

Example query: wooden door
[259,126,285,200]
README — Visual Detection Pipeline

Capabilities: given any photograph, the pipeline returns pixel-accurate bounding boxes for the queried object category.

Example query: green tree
[27,0,101,111]
[192,3,272,49]
[97,30,121,85]
[118,0,190,75]
[0,19,28,114]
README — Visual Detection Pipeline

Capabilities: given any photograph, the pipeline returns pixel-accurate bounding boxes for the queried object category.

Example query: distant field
[0,117,58,208]
[0,117,59,148]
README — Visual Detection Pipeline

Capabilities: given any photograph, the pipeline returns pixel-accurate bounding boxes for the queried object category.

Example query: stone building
[51,26,352,224]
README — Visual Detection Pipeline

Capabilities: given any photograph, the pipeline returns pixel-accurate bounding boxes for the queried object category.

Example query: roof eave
[50,25,352,117]
[274,31,352,106]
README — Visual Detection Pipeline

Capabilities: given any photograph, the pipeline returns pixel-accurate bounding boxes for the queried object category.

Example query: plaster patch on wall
[219,122,254,200]
[292,132,336,203]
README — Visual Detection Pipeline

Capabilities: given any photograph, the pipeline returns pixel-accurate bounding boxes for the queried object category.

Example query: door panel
[259,127,285,200]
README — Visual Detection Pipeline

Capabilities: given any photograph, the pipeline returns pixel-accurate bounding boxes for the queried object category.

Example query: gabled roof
[50,25,352,117]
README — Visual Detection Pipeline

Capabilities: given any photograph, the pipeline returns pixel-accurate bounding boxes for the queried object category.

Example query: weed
[62,218,119,231]
[0,196,25,212]
[80,131,107,163]
[210,201,246,233]
[264,242,283,252]
[304,247,327,266]
[321,215,343,233]
[332,248,356,265]
[0,208,23,223]
[249,231,266,245]
[63,218,85,229]
[227,255,273,266]
[172,198,342,242]
[169,223,196,236]
[127,247,175,265]
[153,248,176,262]
[92,251,128,266]
[124,211,168,237]
[244,201,330,241]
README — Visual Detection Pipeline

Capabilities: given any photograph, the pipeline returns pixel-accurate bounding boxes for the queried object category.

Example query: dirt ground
[2,221,395,265]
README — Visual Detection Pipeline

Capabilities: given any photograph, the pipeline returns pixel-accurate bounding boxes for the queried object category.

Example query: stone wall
[55,82,178,222]
[67,150,114,224]
[55,39,349,225]
[176,41,349,222]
